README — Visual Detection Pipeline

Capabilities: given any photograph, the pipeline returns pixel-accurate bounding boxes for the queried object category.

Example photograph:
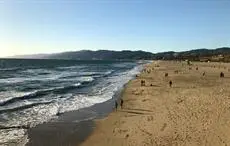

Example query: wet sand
[26,98,116,146]
[81,61,230,146]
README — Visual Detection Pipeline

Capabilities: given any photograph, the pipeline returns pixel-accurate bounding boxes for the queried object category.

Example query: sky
[0,0,230,57]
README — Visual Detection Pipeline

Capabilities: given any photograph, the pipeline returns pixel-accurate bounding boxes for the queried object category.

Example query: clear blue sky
[1,0,230,57]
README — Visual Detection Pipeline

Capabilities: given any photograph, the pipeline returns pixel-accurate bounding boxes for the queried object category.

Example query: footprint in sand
[132,89,144,95]
[114,121,118,125]
[113,128,128,134]
[147,116,154,121]
[161,123,167,131]
[217,135,227,146]
[142,99,149,102]
[176,98,184,104]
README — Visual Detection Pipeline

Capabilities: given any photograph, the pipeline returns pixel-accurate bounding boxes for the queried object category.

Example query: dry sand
[80,61,230,146]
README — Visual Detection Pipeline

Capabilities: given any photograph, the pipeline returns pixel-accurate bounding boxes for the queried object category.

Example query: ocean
[0,59,145,145]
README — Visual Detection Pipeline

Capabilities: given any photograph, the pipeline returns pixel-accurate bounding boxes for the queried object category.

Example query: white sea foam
[0,103,58,145]
[0,67,20,71]
[74,82,81,87]
[58,64,143,113]
[59,76,94,82]
[0,129,28,146]
[0,63,144,145]
[0,91,35,105]
[22,69,53,74]
[57,65,85,70]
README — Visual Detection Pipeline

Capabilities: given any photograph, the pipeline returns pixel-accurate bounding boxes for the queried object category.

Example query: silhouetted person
[165,73,168,77]
[203,71,206,76]
[141,80,145,86]
[220,72,224,78]
[120,99,124,109]
[196,67,198,70]
[169,80,172,87]
[115,101,118,111]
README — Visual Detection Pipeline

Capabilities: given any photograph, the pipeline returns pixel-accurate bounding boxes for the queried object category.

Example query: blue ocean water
[0,59,145,145]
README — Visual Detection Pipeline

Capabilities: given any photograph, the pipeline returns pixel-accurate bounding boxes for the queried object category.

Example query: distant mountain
[9,47,230,61]
[11,50,154,60]
[47,50,154,60]
[153,47,230,62]
[10,54,50,59]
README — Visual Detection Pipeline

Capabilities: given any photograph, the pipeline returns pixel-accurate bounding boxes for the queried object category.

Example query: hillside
[47,50,154,60]
[9,47,230,61]
[153,47,230,62]
[11,50,154,60]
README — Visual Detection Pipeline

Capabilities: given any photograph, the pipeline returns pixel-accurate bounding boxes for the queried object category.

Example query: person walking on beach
[203,71,206,76]
[220,72,224,78]
[120,99,124,109]
[115,101,118,111]
[169,80,172,87]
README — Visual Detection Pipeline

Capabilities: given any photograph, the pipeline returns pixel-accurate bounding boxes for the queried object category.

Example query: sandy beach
[81,61,230,146]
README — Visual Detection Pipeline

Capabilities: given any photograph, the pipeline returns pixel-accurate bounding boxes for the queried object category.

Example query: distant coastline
[6,47,230,62]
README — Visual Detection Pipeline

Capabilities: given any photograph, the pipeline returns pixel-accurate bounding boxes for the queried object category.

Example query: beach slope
[81,61,230,146]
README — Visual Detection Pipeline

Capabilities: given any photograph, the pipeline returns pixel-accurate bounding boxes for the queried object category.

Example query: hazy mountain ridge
[48,50,154,60]
[154,47,230,61]
[8,47,230,61]
[10,50,154,60]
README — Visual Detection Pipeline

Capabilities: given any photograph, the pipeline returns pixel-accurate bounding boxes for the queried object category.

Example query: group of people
[114,64,227,111]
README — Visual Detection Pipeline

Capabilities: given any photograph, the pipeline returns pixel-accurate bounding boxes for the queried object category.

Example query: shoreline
[25,63,145,146]
[26,91,120,146]
[79,62,151,146]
